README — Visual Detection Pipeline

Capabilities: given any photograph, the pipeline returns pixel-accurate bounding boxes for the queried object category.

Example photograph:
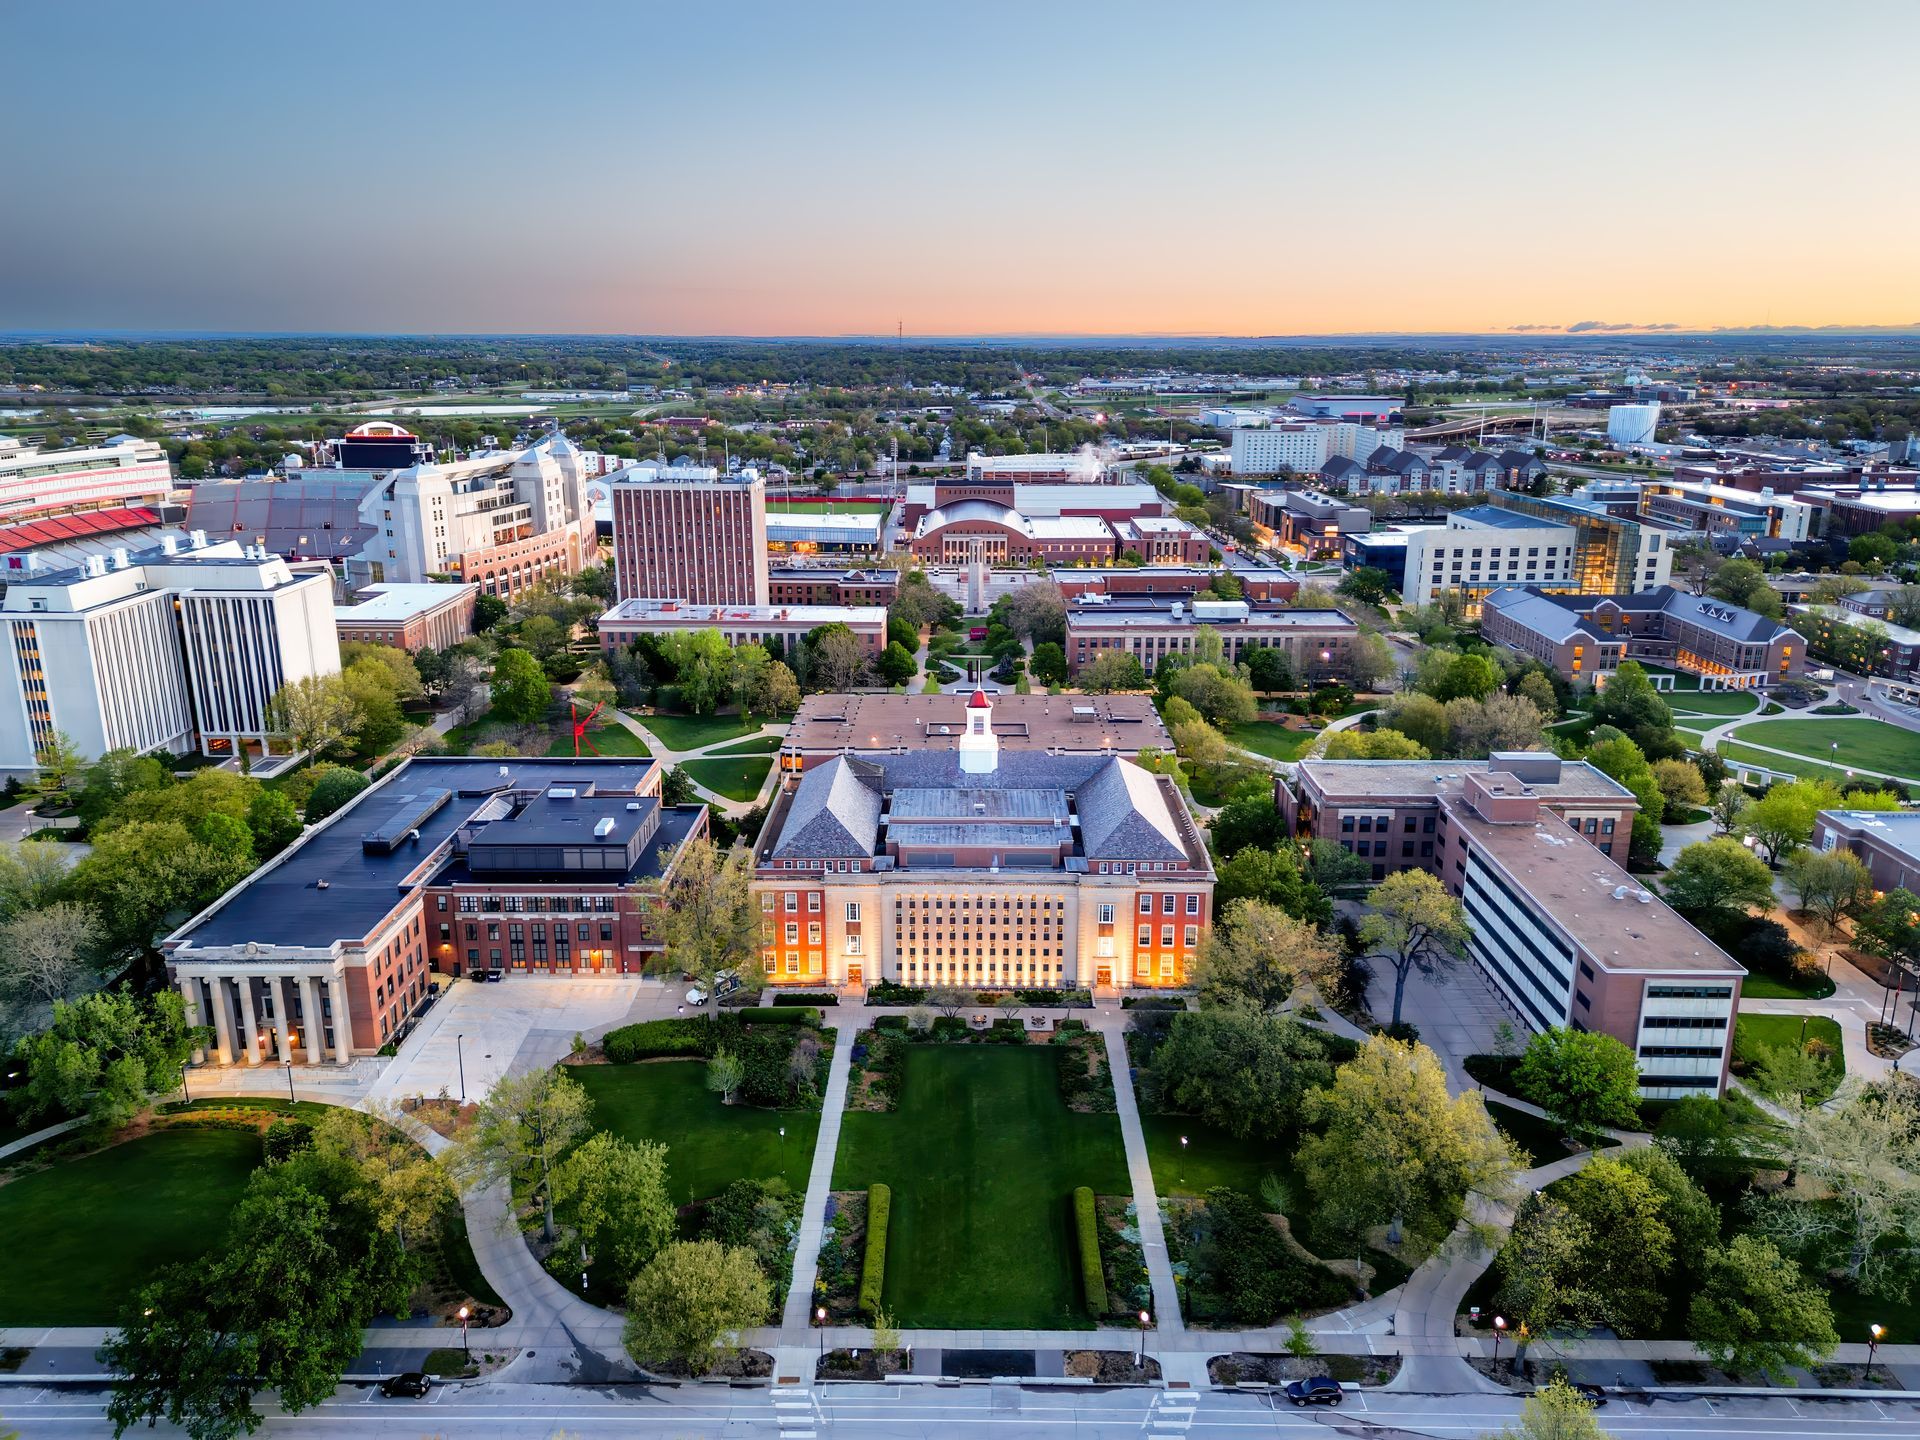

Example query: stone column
[179,976,206,1065]
[235,976,261,1066]
[327,974,352,1064]
[301,975,325,1065]
[272,978,293,1066]
[209,977,236,1066]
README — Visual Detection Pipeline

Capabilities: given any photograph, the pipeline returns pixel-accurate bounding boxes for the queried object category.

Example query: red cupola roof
[967,688,991,708]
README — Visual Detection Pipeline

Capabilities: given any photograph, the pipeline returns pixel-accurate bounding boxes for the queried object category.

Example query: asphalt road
[7,1380,1920,1439]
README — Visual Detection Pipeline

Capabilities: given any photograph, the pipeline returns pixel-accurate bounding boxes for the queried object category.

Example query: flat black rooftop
[171,757,660,950]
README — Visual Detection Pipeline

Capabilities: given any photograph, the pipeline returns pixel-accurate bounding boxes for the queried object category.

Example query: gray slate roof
[770,757,884,858]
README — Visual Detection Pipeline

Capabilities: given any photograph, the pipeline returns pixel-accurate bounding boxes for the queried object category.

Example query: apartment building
[597,599,886,658]
[609,464,770,605]
[0,532,340,774]
[1067,599,1358,678]
[751,691,1214,991]
[1482,586,1800,688]
[334,582,478,652]
[1279,753,1639,878]
[164,757,706,1066]
[1228,419,1405,476]
[0,434,176,524]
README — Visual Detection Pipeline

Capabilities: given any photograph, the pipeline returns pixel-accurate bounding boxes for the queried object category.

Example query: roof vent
[627,801,642,811]
[549,787,577,799]
[1613,885,1629,900]
[316,878,330,890]
[594,817,616,837]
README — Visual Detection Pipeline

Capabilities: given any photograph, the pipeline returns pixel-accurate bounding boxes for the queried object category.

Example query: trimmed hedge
[771,992,838,1007]
[1073,1186,1107,1316]
[744,1006,821,1026]
[858,1183,891,1314]
[866,980,926,1006]
[603,1019,706,1062]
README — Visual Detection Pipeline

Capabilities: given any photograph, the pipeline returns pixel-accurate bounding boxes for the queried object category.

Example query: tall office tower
[609,465,770,605]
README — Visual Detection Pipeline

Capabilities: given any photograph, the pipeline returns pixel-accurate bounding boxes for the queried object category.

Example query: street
[7,1379,1920,1439]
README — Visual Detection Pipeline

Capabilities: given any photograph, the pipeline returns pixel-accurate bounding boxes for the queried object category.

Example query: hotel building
[0,532,340,775]
[609,464,770,605]
[164,757,706,1066]
[752,692,1213,992]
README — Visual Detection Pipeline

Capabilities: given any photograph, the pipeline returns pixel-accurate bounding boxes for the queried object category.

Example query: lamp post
[1137,1310,1151,1368]
[1179,1135,1188,1189]
[779,1126,786,1178]
[283,1061,295,1105]
[817,1305,828,1361]
[456,1033,467,1102]
[458,1305,471,1360]
[1869,1323,1885,1379]
[179,1063,191,1103]
[1492,1315,1507,1367]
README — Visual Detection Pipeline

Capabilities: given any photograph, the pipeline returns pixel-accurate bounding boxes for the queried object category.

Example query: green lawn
[833,1045,1129,1328]
[543,720,652,758]
[1733,1013,1846,1100]
[1726,717,1920,782]
[1224,722,1322,763]
[572,1061,820,1204]
[1713,741,1848,782]
[681,755,774,801]
[1667,691,1761,719]
[637,711,768,751]
[1740,970,1837,1000]
[0,1129,261,1324]
[1484,1101,1574,1165]
[1142,1113,1301,1200]
[767,500,892,515]
[701,734,784,757]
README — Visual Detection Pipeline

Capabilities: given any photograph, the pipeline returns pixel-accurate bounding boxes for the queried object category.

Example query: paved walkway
[0,1116,81,1162]
[612,712,786,816]
[1097,1014,1183,1334]
[778,1020,858,1334]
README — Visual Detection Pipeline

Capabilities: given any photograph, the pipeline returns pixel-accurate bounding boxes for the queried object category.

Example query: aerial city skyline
[4,0,1918,336]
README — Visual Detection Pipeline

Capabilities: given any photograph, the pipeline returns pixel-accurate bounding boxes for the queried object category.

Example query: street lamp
[458,1305,471,1360]
[1492,1315,1507,1366]
[1179,1135,1188,1188]
[1137,1309,1151,1367]
[456,1033,467,1102]
[779,1126,786,1177]
[817,1305,828,1360]
[1869,1323,1885,1379]
[283,1061,295,1105]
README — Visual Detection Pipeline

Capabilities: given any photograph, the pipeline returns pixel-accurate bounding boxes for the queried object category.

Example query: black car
[379,1372,432,1399]
[484,969,504,983]
[1283,1377,1343,1407]
[1569,1382,1608,1407]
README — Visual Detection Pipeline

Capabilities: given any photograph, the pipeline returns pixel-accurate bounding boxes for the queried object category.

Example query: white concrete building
[0,532,341,774]
[1229,419,1404,475]
[0,434,176,523]
[354,431,597,596]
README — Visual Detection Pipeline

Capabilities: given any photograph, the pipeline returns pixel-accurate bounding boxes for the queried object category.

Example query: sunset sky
[5,0,1916,336]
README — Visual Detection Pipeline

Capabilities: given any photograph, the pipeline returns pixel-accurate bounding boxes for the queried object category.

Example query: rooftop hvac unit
[594,817,616,837]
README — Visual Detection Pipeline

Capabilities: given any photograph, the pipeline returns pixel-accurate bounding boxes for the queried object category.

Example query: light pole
[458,1305,471,1360]
[456,1033,467,1102]
[817,1305,828,1361]
[1137,1309,1151,1367]
[779,1126,786,1178]
[1869,1323,1885,1379]
[1179,1135,1188,1189]
[1492,1315,1507,1367]
[179,1063,191,1103]
[283,1061,295,1105]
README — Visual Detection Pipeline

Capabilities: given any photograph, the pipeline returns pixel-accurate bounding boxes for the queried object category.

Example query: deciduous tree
[1193,897,1340,1011]
[489,647,553,725]
[1153,1009,1332,1140]
[1513,1027,1642,1141]
[1741,778,1842,865]
[1660,838,1776,926]
[551,1132,675,1286]
[452,1068,592,1243]
[1296,1035,1518,1249]
[1496,1377,1608,1440]
[1358,869,1470,1029]
[639,836,763,1019]
[621,1240,771,1375]
[1783,848,1873,937]
[1688,1234,1838,1382]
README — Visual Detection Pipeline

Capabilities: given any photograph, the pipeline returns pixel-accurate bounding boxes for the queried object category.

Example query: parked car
[1283,1377,1343,1407]
[1569,1382,1608,1407]
[379,1373,432,1399]
[685,969,741,1007]
[483,969,504,983]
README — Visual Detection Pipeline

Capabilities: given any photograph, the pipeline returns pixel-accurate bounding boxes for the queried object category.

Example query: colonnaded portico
[176,965,354,1067]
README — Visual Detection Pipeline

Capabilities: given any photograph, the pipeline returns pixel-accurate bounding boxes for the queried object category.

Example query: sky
[3,0,1917,337]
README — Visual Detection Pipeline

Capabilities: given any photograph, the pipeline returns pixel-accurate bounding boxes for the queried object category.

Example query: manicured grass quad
[1665,690,1760,719]
[543,721,652,758]
[833,1046,1129,1328]
[680,755,775,801]
[701,734,784,757]
[766,500,892,515]
[572,1061,819,1202]
[1733,1013,1846,1100]
[0,1129,260,1324]
[638,711,767,751]
[1728,717,1920,782]
[1224,722,1323,763]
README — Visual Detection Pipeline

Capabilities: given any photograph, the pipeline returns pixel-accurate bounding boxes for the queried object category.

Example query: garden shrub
[873,1014,908,1032]
[1056,1017,1088,1034]
[866,980,925,1006]
[603,1019,706,1062]
[1178,1187,1350,1325]
[1121,995,1185,1011]
[929,1015,968,1041]
[1073,1186,1107,1316]
[743,1006,821,1026]
[859,1184,891,1314]
[772,992,838,1007]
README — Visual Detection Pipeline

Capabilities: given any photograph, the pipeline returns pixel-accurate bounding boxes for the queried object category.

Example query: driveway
[364,975,659,1105]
